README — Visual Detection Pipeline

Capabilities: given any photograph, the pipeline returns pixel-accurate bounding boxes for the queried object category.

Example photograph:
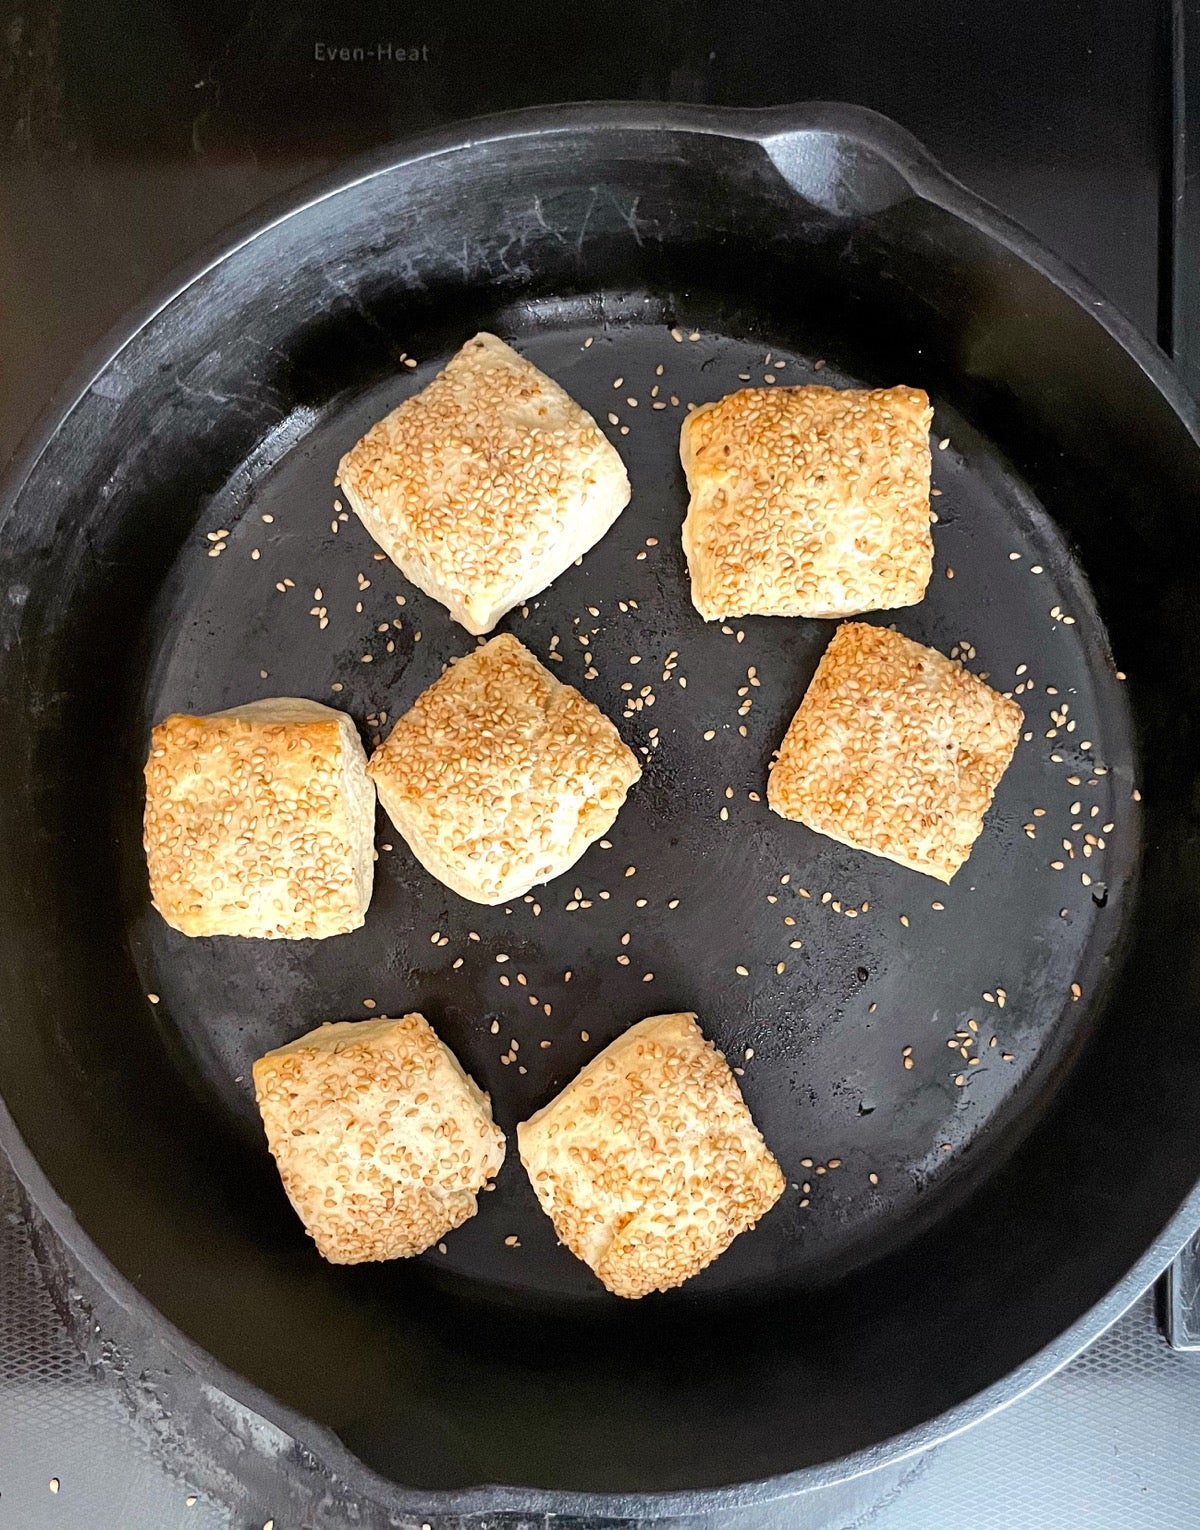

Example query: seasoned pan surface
[2,105,1199,1513]
[136,313,1132,1307]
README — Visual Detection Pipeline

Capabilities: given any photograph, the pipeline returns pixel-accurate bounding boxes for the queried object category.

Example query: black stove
[2,3,1200,1525]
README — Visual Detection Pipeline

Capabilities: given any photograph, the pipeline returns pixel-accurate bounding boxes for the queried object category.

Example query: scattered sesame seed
[736,965,749,976]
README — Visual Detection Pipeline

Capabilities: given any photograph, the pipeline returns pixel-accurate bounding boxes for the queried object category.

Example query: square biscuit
[680,384,934,620]
[338,332,631,635]
[368,633,641,905]
[517,1012,785,1299]
[767,623,1024,882]
[144,698,374,939]
[253,1014,505,1264]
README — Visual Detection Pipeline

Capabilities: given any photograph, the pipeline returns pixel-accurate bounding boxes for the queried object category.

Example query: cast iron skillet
[2,102,1200,1518]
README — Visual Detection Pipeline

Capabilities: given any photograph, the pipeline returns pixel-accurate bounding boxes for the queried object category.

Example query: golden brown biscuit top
[768,623,1024,881]
[338,333,619,614]
[368,633,640,903]
[682,384,933,619]
[253,1014,505,1263]
[518,1012,785,1299]
[143,705,363,938]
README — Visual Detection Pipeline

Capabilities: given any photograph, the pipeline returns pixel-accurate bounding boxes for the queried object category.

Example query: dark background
[0,0,1178,468]
[2,1,1200,1526]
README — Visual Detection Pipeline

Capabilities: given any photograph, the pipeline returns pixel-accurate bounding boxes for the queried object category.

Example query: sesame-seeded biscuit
[338,332,631,634]
[143,697,375,939]
[768,623,1023,882]
[517,1012,785,1299]
[680,384,934,620]
[368,633,641,905]
[253,1014,505,1264]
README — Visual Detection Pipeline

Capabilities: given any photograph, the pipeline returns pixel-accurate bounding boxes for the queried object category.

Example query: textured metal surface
[1167,1228,1200,1349]
[6,1152,1200,1530]
[0,1166,226,1530]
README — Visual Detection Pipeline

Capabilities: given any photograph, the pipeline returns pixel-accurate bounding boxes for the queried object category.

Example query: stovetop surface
[2,2,1199,1525]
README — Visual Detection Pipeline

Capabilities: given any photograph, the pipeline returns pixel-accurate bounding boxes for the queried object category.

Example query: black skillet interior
[2,106,1200,1506]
